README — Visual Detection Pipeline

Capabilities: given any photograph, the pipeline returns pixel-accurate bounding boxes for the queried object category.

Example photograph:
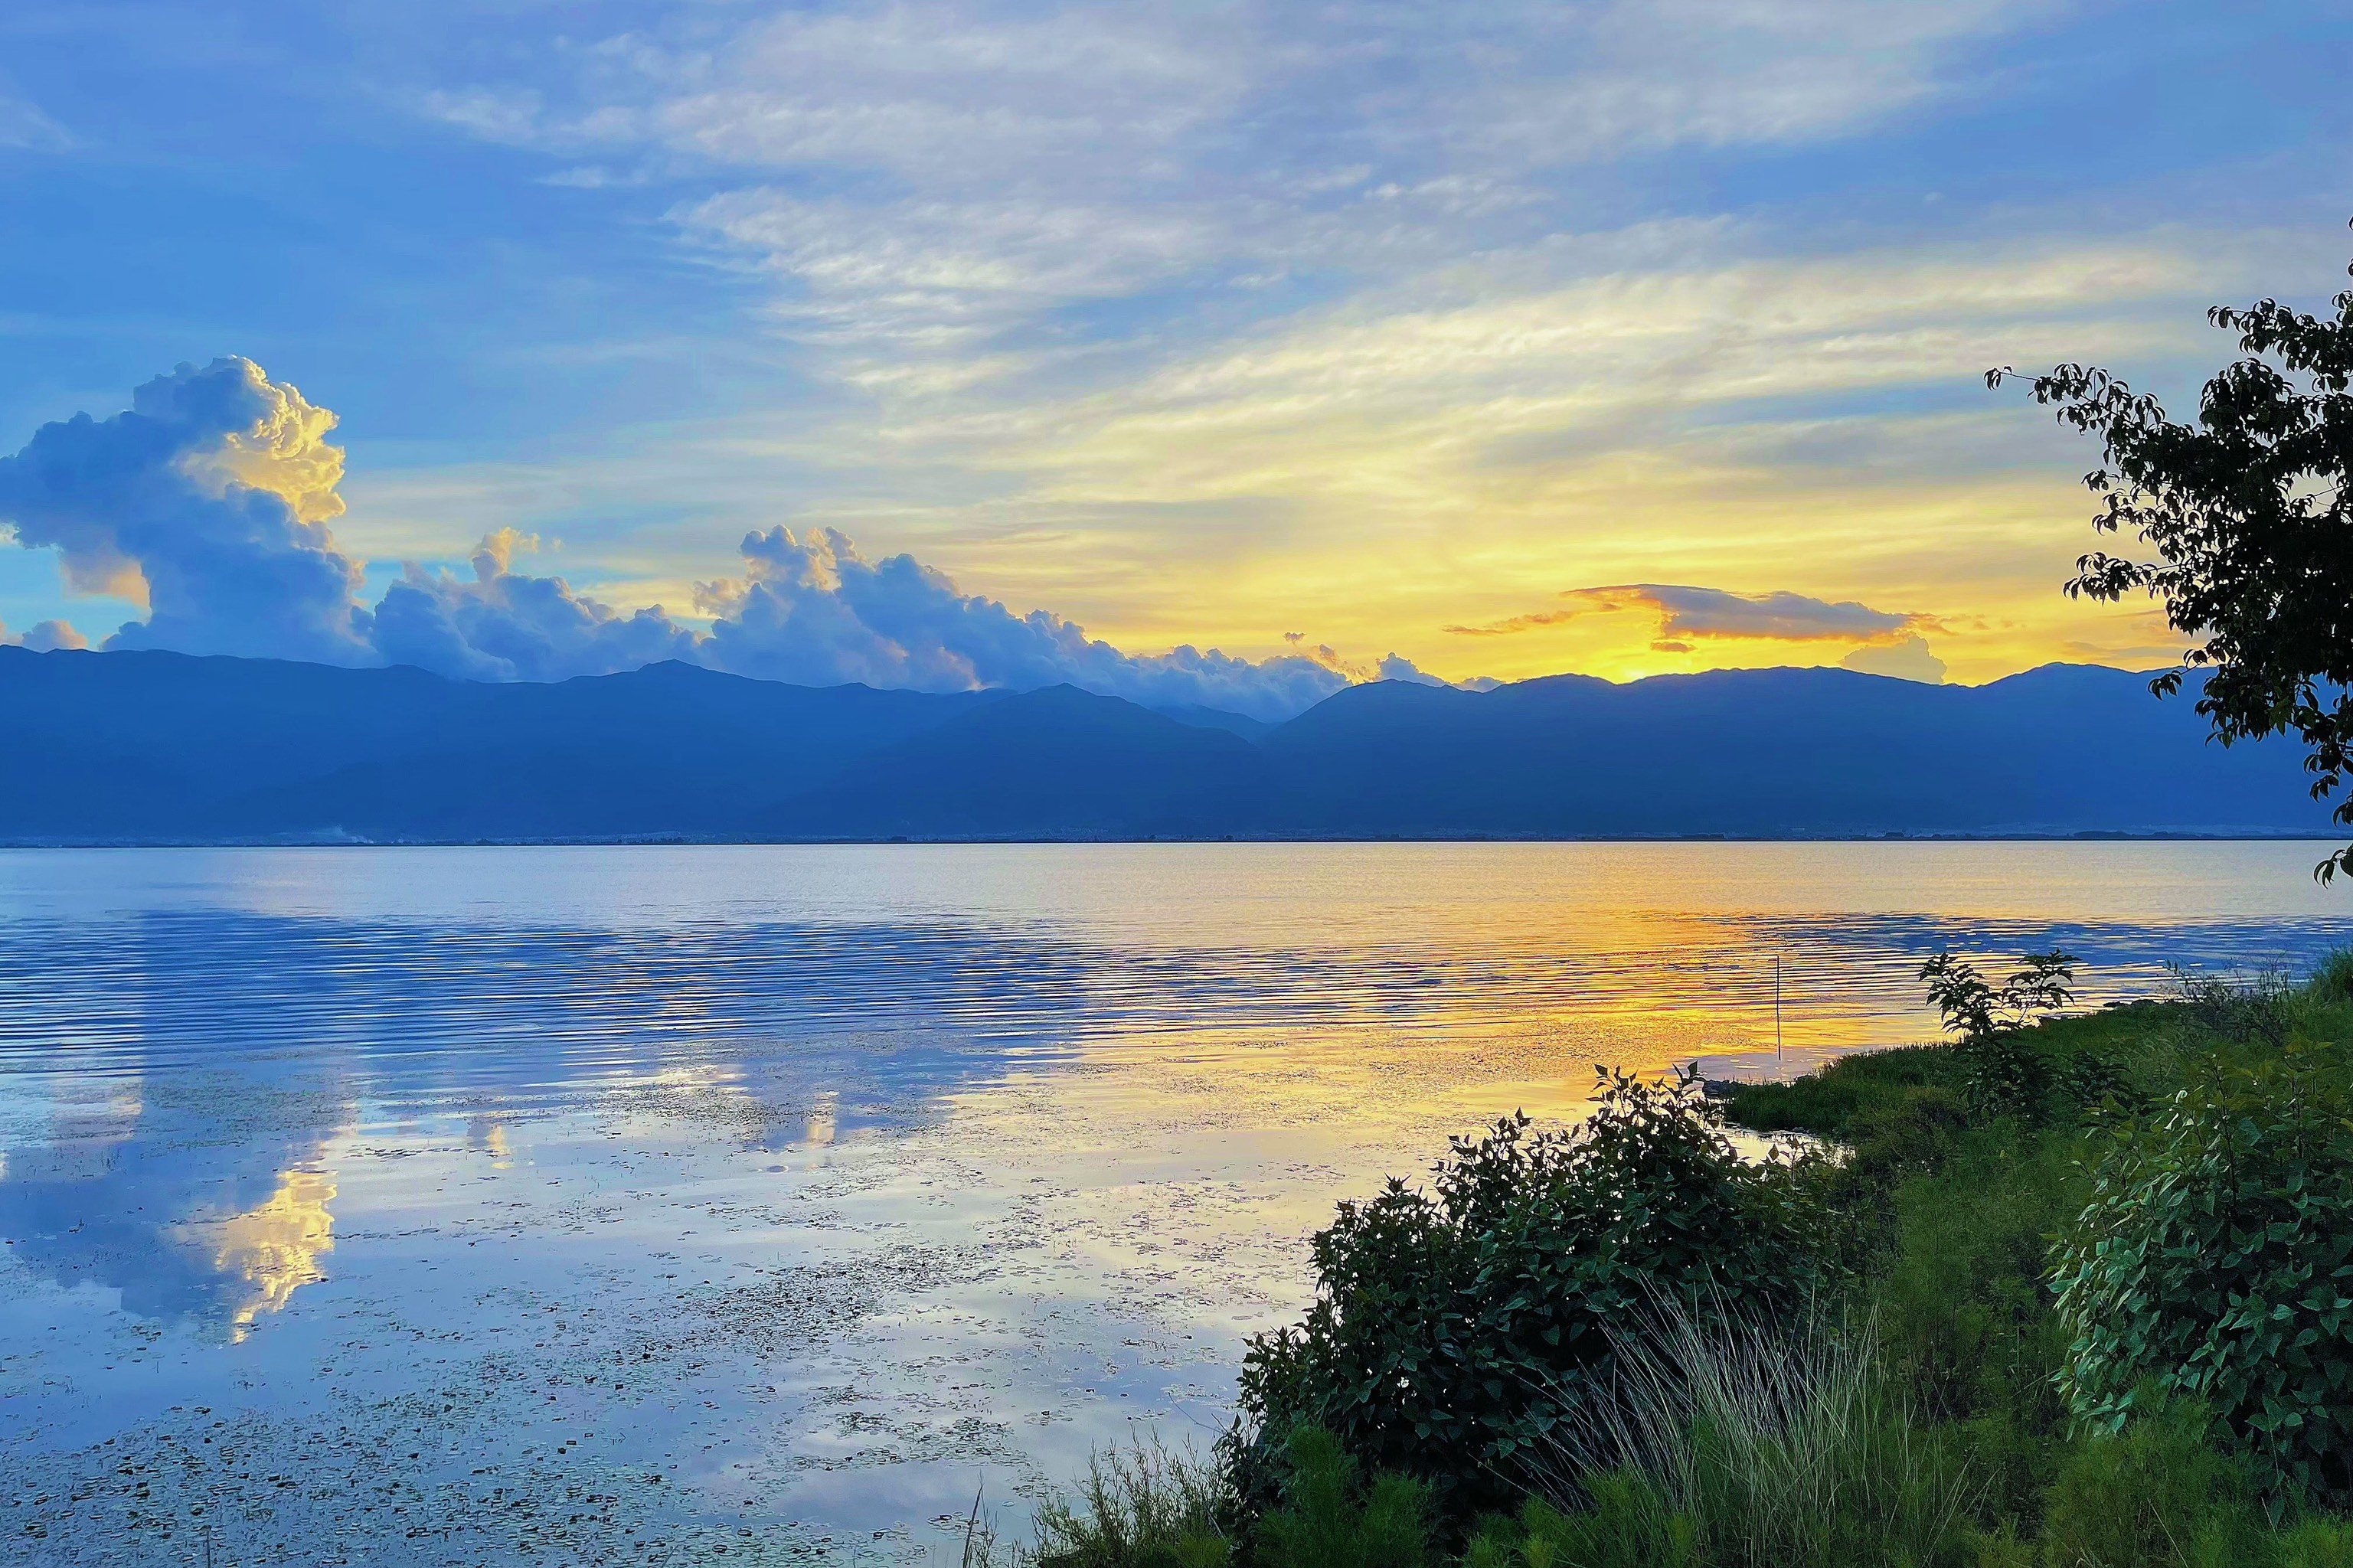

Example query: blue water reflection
[0,843,2347,1564]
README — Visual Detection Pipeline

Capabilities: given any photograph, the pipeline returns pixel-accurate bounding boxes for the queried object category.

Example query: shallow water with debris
[3,842,2346,1564]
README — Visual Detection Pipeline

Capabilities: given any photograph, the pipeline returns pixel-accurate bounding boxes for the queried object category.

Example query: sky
[1,0,2348,715]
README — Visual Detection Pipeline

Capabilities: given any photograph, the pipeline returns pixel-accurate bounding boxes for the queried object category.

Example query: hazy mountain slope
[0,648,993,838]
[771,685,1290,838]
[1259,664,2324,835]
[0,648,2331,841]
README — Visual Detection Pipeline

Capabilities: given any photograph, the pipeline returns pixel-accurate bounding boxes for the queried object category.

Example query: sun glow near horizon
[0,2,2331,708]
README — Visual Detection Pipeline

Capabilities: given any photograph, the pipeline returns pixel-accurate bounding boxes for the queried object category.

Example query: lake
[2,841,2348,1565]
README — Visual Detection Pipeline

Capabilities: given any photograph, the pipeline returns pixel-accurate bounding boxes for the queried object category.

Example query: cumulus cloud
[0,359,1394,720]
[374,528,701,682]
[694,525,1355,720]
[0,358,371,664]
[1842,635,1947,684]
[2,619,90,651]
[1375,653,1456,688]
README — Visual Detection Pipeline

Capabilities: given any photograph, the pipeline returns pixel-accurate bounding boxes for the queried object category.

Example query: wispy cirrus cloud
[419,0,2052,379]
[0,93,70,152]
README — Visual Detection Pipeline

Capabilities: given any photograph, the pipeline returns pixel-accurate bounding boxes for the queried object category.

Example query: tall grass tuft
[1533,1304,1976,1568]
[1031,1432,1231,1568]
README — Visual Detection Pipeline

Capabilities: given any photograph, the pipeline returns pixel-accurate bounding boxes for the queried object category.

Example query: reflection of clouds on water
[806,1089,838,1148]
[0,845,2349,1563]
[183,1166,337,1341]
[1,896,2345,1341]
[465,1112,511,1166]
[0,1067,350,1331]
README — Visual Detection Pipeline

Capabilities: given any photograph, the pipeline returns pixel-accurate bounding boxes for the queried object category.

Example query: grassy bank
[1000,955,2353,1568]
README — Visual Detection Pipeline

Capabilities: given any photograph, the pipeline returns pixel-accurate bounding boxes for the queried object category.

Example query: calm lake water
[3,841,2349,1564]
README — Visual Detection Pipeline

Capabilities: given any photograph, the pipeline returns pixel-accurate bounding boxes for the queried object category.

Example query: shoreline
[2,831,2344,851]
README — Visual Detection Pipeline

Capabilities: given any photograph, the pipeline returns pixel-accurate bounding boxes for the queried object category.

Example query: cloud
[3,619,90,651]
[1449,583,1936,644]
[1841,634,1946,684]
[1623,583,1922,642]
[0,94,70,152]
[0,358,372,663]
[694,524,1354,720]
[424,0,2045,383]
[373,528,701,683]
[0,360,1380,721]
[1377,653,1448,687]
[1446,581,1951,681]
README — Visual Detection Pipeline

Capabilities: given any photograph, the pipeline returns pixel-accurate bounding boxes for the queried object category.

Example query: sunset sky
[2,1,2348,706]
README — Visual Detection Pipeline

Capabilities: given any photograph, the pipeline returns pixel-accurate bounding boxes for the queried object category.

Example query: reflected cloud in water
[0,844,2348,1562]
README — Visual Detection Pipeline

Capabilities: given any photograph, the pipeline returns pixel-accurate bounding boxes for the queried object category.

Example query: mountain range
[1,646,2332,843]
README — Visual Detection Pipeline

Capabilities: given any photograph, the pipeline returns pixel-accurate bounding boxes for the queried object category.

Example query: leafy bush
[1234,1068,1819,1517]
[2051,1040,2353,1502]
[1920,952,2078,1120]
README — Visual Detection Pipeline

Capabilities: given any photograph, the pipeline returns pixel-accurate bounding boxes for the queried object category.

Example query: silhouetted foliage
[1989,222,2353,879]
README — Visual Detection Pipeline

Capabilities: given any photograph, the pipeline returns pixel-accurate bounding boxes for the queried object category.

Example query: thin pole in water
[1775,955,1783,1060]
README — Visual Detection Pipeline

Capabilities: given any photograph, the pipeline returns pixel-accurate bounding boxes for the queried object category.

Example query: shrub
[1920,952,2078,1121]
[2171,963,2302,1053]
[2051,1040,2353,1502]
[1233,1068,1819,1517]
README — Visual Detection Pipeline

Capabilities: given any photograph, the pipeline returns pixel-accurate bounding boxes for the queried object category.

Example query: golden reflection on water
[806,1089,838,1148]
[467,1113,513,1168]
[187,1168,337,1341]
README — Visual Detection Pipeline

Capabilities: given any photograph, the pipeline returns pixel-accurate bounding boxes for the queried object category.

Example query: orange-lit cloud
[1448,583,1939,645]
[1446,583,1958,682]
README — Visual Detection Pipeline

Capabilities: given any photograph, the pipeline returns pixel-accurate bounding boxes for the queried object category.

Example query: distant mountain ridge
[1,646,2332,843]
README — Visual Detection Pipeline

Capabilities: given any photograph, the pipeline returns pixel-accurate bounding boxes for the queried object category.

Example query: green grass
[1521,1305,1976,1568]
[1031,1434,1231,1568]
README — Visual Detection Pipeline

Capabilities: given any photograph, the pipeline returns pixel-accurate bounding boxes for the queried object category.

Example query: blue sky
[2,0,2349,704]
